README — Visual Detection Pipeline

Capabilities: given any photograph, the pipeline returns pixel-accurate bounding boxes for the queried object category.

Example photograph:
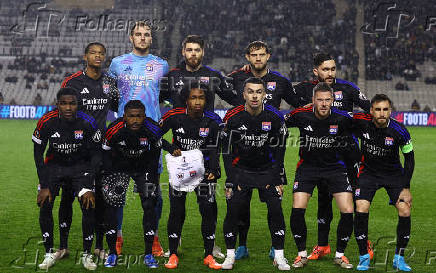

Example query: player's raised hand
[398,188,412,208]
[37,188,52,207]
[81,191,95,209]
[172,149,182,157]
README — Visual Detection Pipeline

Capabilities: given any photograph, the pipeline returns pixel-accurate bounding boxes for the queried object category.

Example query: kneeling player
[284,82,354,269]
[159,83,222,269]
[353,94,414,271]
[101,100,162,268]
[33,88,100,270]
[221,77,289,270]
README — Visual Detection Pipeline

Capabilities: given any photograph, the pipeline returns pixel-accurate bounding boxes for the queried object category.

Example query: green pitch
[1,119,435,272]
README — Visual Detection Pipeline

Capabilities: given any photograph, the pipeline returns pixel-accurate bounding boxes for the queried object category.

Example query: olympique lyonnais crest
[190,170,197,177]
[199,128,209,137]
[355,188,360,196]
[267,82,276,91]
[140,137,148,146]
[200,77,209,84]
[103,83,109,94]
[74,130,83,139]
[146,65,153,71]
[329,125,338,134]
[385,137,394,146]
[262,122,271,131]
[334,91,343,100]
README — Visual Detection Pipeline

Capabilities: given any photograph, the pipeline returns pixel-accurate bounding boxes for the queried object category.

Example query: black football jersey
[32,109,101,186]
[353,113,413,177]
[102,117,162,175]
[293,78,370,113]
[159,108,222,176]
[222,104,287,171]
[61,70,119,130]
[227,68,299,108]
[160,61,234,110]
[284,106,353,169]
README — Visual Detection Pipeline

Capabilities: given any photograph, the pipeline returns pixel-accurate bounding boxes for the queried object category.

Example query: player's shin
[354,212,369,256]
[40,200,55,253]
[58,190,74,249]
[80,204,95,253]
[105,206,118,255]
[290,208,307,253]
[396,216,411,256]
[140,193,157,255]
[336,212,353,255]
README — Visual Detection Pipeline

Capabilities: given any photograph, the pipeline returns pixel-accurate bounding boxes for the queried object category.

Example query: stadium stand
[0,0,434,110]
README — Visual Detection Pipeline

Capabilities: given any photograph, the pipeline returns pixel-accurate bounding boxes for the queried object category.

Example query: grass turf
[1,119,435,272]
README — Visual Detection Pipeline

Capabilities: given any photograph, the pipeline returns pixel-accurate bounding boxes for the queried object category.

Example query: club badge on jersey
[199,128,209,137]
[103,83,110,94]
[146,65,153,71]
[140,137,148,146]
[200,77,210,84]
[74,130,83,139]
[334,91,343,100]
[385,137,394,146]
[329,125,338,135]
[267,82,276,91]
[262,122,271,131]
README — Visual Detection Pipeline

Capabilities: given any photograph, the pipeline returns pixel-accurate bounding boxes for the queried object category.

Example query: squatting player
[293,53,371,260]
[353,94,414,271]
[101,100,162,268]
[108,21,169,255]
[284,82,355,269]
[221,77,290,271]
[159,83,223,269]
[57,42,118,261]
[227,40,299,260]
[33,88,101,270]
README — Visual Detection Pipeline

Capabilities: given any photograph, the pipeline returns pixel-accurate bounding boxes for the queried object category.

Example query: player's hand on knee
[276,184,284,196]
[398,188,412,208]
[172,149,182,157]
[206,172,215,180]
[81,191,95,209]
[37,188,52,207]
[225,188,233,199]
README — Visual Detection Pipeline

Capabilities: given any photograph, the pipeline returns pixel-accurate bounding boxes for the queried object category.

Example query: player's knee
[397,204,410,217]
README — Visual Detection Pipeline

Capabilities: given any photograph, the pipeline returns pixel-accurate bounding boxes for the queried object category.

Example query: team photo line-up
[33,21,414,271]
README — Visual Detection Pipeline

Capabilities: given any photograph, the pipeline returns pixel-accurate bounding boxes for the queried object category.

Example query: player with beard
[101,100,163,268]
[353,95,414,271]
[55,42,119,261]
[160,35,235,110]
[293,53,372,261]
[33,88,101,270]
[284,82,355,269]
[228,41,300,108]
[226,41,298,260]
[108,21,169,256]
